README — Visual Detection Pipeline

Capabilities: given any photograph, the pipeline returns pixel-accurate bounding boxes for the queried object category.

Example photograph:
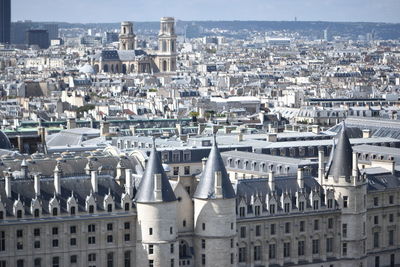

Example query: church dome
[79,64,95,74]
[0,130,12,150]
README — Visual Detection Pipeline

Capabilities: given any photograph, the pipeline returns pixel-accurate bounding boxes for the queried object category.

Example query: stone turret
[193,136,237,266]
[157,17,177,72]
[135,142,178,267]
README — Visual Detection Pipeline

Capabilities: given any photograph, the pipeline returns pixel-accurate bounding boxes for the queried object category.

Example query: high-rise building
[0,0,11,44]
[26,29,49,49]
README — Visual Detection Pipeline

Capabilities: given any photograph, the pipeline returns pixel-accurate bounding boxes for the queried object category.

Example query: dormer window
[254,206,260,216]
[125,203,130,211]
[107,204,112,212]
[299,201,305,211]
[52,207,58,216]
[34,209,40,217]
[70,206,76,215]
[89,205,94,214]
[17,210,23,218]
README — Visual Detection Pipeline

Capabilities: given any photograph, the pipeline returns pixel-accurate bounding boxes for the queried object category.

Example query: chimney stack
[352,152,359,177]
[268,172,275,191]
[54,163,62,195]
[125,168,133,196]
[318,148,325,185]
[5,171,12,198]
[91,170,98,193]
[34,174,41,196]
[297,168,304,188]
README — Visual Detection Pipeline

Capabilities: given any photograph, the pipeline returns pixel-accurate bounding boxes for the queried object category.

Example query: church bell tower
[119,21,135,50]
[157,17,177,72]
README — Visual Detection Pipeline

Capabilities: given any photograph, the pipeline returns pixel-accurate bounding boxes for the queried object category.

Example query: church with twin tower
[91,17,177,74]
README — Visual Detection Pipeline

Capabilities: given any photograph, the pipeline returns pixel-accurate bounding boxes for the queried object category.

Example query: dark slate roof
[193,138,236,199]
[366,173,400,191]
[0,131,12,150]
[96,49,148,61]
[0,175,125,216]
[135,146,176,203]
[326,123,354,181]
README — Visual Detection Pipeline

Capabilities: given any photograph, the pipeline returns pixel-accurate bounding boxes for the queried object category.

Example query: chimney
[100,121,110,136]
[318,148,325,184]
[154,173,162,201]
[125,168,133,196]
[237,132,243,142]
[268,172,275,191]
[312,125,320,134]
[267,133,277,142]
[5,171,12,198]
[34,174,41,196]
[297,168,304,188]
[362,129,371,139]
[54,163,62,195]
[91,170,98,193]
[352,152,358,177]
[202,157,208,171]
[215,171,222,198]
[67,117,76,129]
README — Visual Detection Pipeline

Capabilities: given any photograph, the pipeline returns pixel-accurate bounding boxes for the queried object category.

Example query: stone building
[0,126,399,267]
[90,17,177,75]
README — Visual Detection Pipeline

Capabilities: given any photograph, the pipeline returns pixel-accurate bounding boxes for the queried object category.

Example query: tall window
[374,232,380,248]
[298,240,305,256]
[202,254,206,265]
[239,207,245,217]
[52,257,59,267]
[254,245,261,261]
[0,231,5,251]
[107,252,114,267]
[283,242,291,257]
[314,219,319,231]
[34,258,41,267]
[124,251,131,267]
[270,224,276,235]
[312,239,320,254]
[239,247,246,263]
[326,238,333,253]
[389,230,394,246]
[300,221,305,232]
[255,225,261,236]
[269,244,276,259]
[240,227,246,238]
[285,222,291,233]
[342,224,347,238]
[342,243,347,256]
[343,196,348,208]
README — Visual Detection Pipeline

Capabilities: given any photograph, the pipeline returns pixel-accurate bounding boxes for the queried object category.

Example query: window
[0,261,5,267]
[34,228,40,236]
[124,222,130,229]
[17,260,24,267]
[52,257,59,267]
[284,203,290,213]
[170,227,173,234]
[52,208,58,216]
[88,236,96,245]
[89,205,94,214]
[70,255,77,264]
[124,234,130,241]
[375,256,380,267]
[202,254,206,265]
[149,228,153,235]
[0,231,4,251]
[342,242,347,256]
[173,167,179,175]
[125,203,130,211]
[285,222,291,233]
[342,224,347,238]
[88,224,96,233]
[107,223,113,231]
[170,243,174,253]
[389,230,394,246]
[240,227,246,238]
[374,216,379,225]
[231,253,234,264]
[312,239,320,254]
[374,232,379,248]
[239,207,245,217]
[88,253,96,262]
[184,166,190,175]
[17,229,23,238]
[389,195,394,204]
[314,219,319,231]
[34,240,40,248]
[34,209,40,217]
[327,199,333,209]
[107,235,113,243]
[231,239,234,248]
[34,258,41,267]
[299,201,305,211]
[269,204,275,214]
[70,226,77,234]
[343,196,348,208]
[52,227,58,235]
[328,218,333,229]
[374,197,379,206]
[107,253,114,267]
[52,239,59,247]
[270,224,276,235]
[17,210,22,218]
[70,206,76,215]
[313,200,319,210]
[300,221,305,232]
[149,244,154,254]
[202,223,205,231]
[283,242,291,257]
[107,204,112,212]
[269,244,276,259]
[254,245,261,261]
[239,247,246,263]
[327,238,333,253]
[124,251,131,267]
[170,259,174,267]
[149,259,154,267]
[70,238,76,246]
[201,239,206,249]
[298,240,305,256]
[255,225,261,236]
[255,205,260,216]
[17,241,23,250]
[389,214,394,223]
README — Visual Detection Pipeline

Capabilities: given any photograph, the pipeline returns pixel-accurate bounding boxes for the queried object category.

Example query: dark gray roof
[0,131,12,150]
[326,124,354,181]
[135,146,176,203]
[193,139,235,199]
[95,50,147,62]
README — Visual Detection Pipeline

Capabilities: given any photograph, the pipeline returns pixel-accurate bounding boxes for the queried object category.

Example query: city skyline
[12,0,400,23]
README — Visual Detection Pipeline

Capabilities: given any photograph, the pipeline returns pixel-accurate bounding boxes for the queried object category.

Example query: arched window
[163,60,168,72]
[162,40,167,52]
[103,64,109,72]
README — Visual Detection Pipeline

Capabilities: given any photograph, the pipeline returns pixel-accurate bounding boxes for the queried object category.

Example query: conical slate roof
[135,145,176,203]
[193,137,235,199]
[326,123,354,181]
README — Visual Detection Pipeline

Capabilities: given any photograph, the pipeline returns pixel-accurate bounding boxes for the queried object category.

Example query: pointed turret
[194,137,235,199]
[135,144,176,203]
[326,123,355,181]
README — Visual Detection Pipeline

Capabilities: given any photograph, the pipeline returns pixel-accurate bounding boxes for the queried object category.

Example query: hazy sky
[12,0,400,23]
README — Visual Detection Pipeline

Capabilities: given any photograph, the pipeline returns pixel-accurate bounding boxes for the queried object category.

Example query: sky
[12,0,400,23]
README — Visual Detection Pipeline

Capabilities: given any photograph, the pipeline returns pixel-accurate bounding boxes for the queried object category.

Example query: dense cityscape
[1,0,400,267]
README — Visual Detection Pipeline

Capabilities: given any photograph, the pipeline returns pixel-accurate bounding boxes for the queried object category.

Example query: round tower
[157,17,177,72]
[193,137,237,266]
[323,123,367,267]
[119,21,135,50]
[135,144,178,267]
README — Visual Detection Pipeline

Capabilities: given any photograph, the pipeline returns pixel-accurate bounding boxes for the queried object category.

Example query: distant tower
[119,21,135,50]
[0,0,11,44]
[157,17,177,72]
[323,124,367,267]
[193,137,237,266]
[135,144,178,267]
